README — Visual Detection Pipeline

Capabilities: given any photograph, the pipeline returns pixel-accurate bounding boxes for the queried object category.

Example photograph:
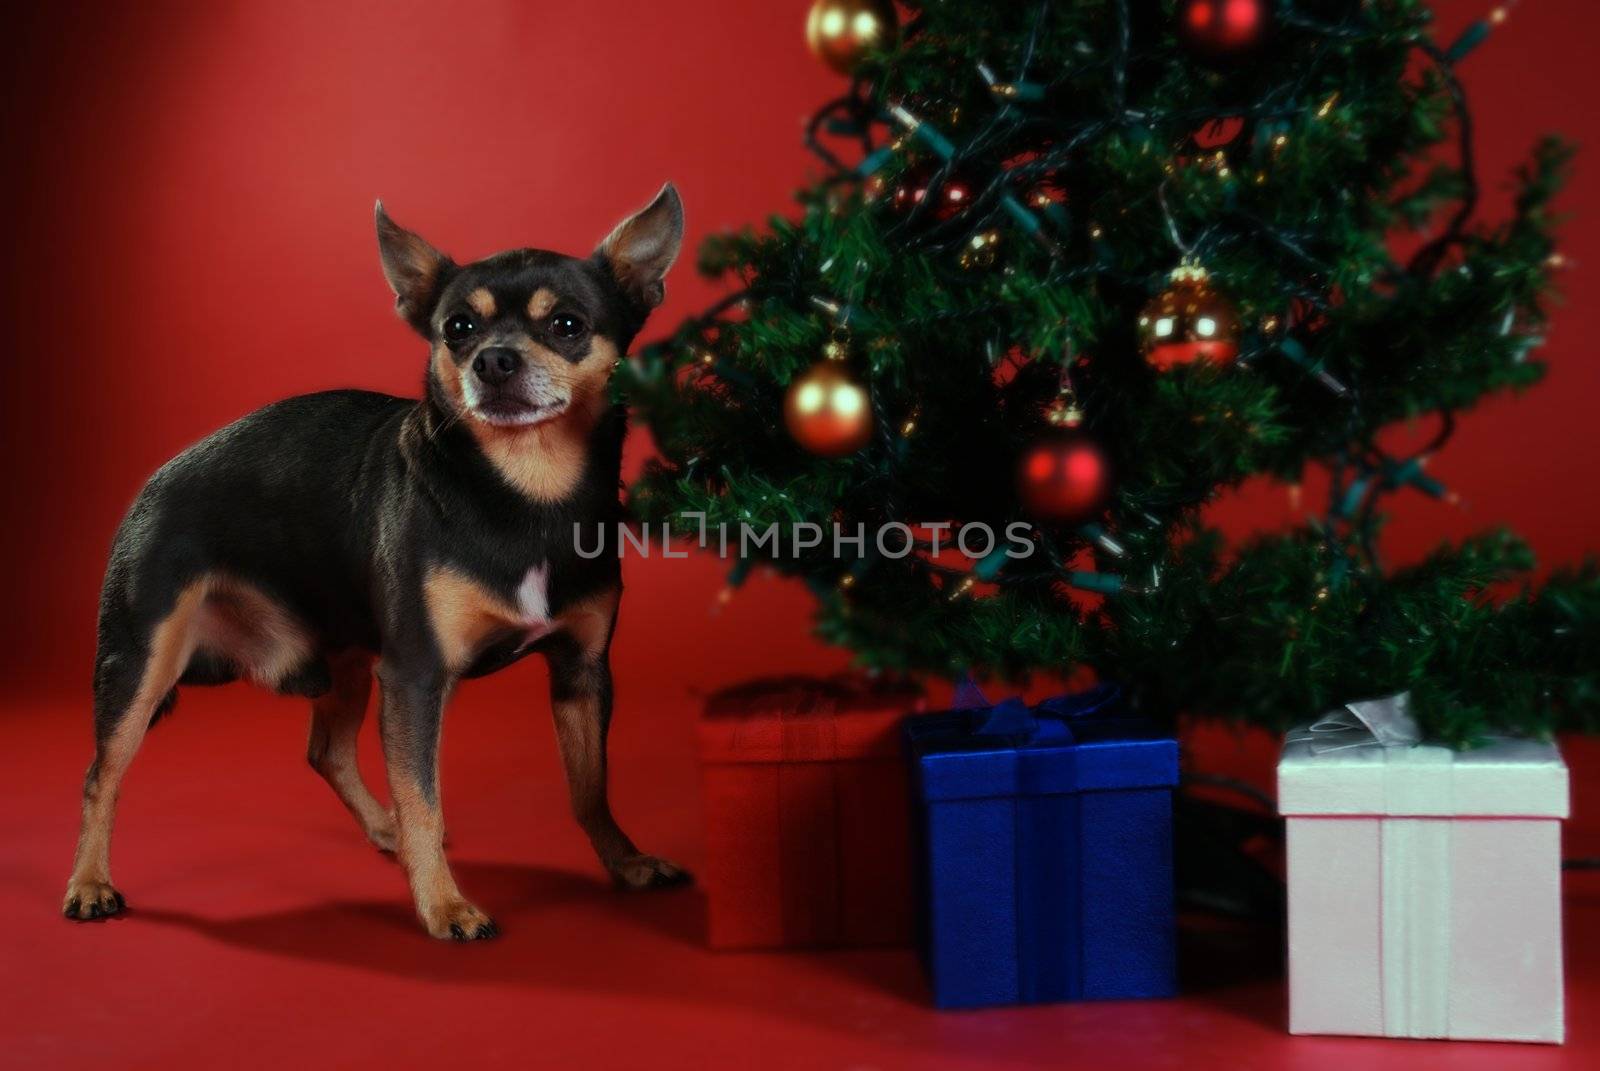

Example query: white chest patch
[516,561,551,622]
[514,561,552,647]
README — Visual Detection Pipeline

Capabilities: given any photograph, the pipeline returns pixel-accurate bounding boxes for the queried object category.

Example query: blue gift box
[904,685,1179,1008]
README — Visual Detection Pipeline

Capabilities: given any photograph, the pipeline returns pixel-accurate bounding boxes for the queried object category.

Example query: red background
[2,0,1597,702]
[1,2,1598,1068]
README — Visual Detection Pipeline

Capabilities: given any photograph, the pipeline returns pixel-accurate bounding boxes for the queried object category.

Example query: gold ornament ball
[1137,264,1241,370]
[806,0,898,75]
[785,361,873,456]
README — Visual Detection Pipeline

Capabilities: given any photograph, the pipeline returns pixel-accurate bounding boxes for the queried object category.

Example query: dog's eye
[549,314,586,339]
[442,314,475,343]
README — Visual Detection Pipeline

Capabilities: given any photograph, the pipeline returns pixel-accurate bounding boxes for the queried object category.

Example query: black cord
[647,3,1489,598]
[1407,39,1479,278]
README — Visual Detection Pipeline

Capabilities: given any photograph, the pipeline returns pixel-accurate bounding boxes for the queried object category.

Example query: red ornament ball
[891,164,975,221]
[1177,0,1272,60]
[784,360,874,457]
[1017,430,1113,524]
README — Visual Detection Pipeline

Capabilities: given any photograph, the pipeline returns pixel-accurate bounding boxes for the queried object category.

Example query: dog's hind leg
[65,582,206,920]
[306,650,396,852]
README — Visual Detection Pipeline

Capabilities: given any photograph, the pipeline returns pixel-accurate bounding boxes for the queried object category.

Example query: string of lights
[617,1,1593,739]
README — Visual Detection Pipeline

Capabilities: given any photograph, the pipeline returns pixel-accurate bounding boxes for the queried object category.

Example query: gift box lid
[1277,722,1569,819]
[905,685,1179,802]
[698,674,925,763]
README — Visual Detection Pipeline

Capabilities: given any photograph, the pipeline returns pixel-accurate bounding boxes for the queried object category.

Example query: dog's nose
[472,347,522,387]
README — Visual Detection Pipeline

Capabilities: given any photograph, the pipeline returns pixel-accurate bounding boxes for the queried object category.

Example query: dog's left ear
[595,183,684,310]
[375,201,453,332]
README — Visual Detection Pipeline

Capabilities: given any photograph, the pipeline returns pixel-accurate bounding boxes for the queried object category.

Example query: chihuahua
[64,186,686,940]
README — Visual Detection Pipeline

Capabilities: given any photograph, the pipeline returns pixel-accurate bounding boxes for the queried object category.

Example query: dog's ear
[594,183,684,310]
[375,201,453,331]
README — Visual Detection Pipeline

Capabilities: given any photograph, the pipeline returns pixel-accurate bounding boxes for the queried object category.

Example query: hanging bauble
[785,353,873,456]
[1137,263,1241,370]
[891,163,974,222]
[1017,417,1113,524]
[1176,0,1273,61]
[805,0,898,75]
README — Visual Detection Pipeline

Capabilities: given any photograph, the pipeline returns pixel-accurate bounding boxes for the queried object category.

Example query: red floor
[3,672,1598,1070]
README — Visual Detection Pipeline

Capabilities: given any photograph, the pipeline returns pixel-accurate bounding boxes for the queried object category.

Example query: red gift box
[698,675,925,949]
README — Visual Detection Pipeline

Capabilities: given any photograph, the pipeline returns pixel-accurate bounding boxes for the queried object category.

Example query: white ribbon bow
[1292,691,1422,754]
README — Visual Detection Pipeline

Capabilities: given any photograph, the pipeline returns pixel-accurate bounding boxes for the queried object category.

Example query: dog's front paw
[63,878,125,920]
[609,854,691,891]
[422,899,499,942]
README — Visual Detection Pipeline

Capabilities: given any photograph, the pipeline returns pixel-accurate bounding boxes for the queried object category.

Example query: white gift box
[1278,709,1569,1043]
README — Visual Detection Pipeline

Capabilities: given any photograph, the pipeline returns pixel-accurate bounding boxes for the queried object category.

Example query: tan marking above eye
[467,288,496,318]
[527,288,558,320]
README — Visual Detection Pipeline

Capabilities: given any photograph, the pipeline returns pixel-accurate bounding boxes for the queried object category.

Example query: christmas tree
[620,0,1599,745]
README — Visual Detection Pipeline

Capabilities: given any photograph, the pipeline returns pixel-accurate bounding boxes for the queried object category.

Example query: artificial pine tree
[621,0,1599,745]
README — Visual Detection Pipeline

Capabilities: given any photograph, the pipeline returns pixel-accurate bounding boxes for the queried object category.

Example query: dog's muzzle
[462,346,569,427]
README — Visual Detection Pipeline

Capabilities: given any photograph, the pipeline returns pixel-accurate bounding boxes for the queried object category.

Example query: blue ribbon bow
[955,679,1127,743]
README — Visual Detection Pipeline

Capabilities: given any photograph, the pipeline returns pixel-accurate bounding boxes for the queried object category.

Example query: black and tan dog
[64,186,686,940]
